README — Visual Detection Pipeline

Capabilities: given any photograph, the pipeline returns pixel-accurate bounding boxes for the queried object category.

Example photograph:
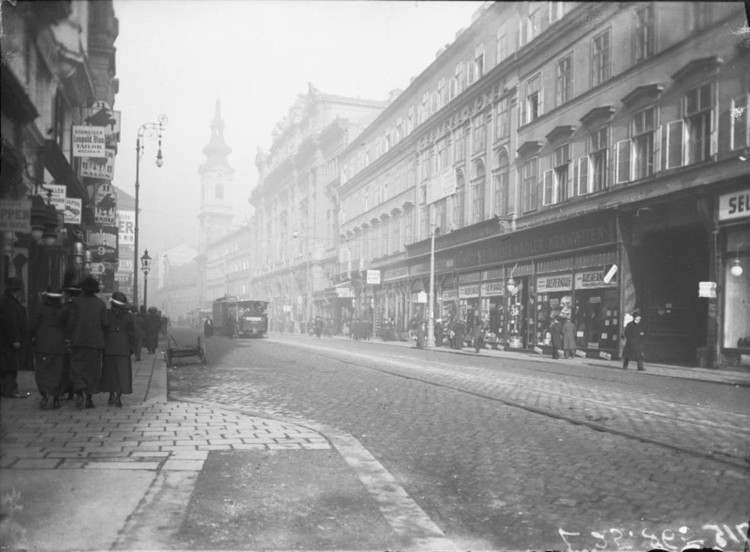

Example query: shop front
[718,186,750,367]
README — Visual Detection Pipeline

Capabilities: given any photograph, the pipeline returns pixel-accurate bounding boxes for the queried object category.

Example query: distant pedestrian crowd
[0,274,169,409]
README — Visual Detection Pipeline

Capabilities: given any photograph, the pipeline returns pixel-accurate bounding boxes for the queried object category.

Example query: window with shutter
[616,140,632,184]
[731,94,749,150]
[666,120,684,168]
[543,170,555,205]
[684,83,714,164]
[577,157,590,195]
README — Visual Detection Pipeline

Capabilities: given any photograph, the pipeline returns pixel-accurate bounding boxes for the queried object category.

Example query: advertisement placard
[366,269,381,285]
[536,274,573,293]
[94,182,117,225]
[72,126,106,157]
[47,184,67,211]
[87,226,118,263]
[63,198,82,224]
[117,210,135,246]
[575,270,617,289]
[480,281,505,297]
[0,199,31,232]
[83,102,121,147]
[80,149,116,180]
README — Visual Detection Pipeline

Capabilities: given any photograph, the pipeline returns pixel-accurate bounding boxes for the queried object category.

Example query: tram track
[270,340,750,471]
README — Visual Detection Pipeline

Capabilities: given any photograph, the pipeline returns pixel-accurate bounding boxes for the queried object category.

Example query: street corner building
[1,0,121,317]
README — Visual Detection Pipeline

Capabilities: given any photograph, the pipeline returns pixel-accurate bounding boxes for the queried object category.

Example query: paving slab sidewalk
[0,348,454,551]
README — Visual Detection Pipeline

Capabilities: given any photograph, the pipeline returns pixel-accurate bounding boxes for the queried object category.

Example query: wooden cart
[165,334,207,367]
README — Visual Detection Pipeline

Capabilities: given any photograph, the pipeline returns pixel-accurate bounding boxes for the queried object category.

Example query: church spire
[201,98,234,172]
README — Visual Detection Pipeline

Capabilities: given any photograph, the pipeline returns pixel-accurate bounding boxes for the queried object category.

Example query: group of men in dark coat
[0,274,164,409]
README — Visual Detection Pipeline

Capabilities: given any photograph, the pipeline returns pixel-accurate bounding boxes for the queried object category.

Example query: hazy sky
[112,0,485,256]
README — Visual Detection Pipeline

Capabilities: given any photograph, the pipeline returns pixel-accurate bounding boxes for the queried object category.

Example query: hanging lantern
[30,195,47,241]
[42,203,59,246]
[71,241,85,267]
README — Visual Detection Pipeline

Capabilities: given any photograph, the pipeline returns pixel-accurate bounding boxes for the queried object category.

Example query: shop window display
[536,292,573,344]
[724,253,750,349]
[573,289,619,350]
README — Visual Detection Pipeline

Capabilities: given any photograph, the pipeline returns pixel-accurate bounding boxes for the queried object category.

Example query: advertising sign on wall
[80,149,116,180]
[536,274,573,293]
[0,199,31,232]
[718,188,750,222]
[87,226,118,263]
[480,281,506,297]
[117,210,135,247]
[72,126,106,157]
[63,198,82,224]
[575,270,618,289]
[94,182,117,225]
[458,284,480,299]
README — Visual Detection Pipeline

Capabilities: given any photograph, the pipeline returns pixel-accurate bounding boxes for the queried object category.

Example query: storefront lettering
[459,285,480,298]
[537,275,573,292]
[719,188,750,221]
[575,270,617,289]
[456,217,614,269]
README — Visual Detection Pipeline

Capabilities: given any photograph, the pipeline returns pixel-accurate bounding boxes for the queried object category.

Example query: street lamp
[140,249,152,309]
[133,114,167,307]
[426,225,440,348]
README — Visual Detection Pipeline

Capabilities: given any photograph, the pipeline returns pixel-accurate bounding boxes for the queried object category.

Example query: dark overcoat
[31,302,66,354]
[0,291,29,372]
[104,308,135,356]
[623,320,646,359]
[63,294,108,349]
[550,319,564,349]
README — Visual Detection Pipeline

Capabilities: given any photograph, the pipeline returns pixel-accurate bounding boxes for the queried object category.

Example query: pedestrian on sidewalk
[145,307,161,352]
[0,277,30,399]
[102,293,134,407]
[472,317,486,353]
[131,306,146,361]
[62,277,108,408]
[622,309,646,372]
[203,317,213,338]
[60,278,82,400]
[30,288,66,409]
[549,316,563,359]
[562,317,577,358]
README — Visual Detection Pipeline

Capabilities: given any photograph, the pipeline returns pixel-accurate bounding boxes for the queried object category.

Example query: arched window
[471,160,486,224]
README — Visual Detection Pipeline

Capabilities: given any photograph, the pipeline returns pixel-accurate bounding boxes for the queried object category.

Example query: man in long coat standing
[0,277,29,399]
[62,277,108,408]
[622,309,646,372]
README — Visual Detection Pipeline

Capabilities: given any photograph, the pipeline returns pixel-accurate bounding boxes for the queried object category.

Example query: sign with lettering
[81,148,116,180]
[366,269,381,285]
[117,210,135,246]
[94,182,117,225]
[718,188,750,221]
[46,184,67,211]
[442,289,458,301]
[0,199,31,232]
[72,126,106,157]
[537,274,573,293]
[63,198,82,224]
[459,284,480,299]
[335,286,355,298]
[698,281,717,298]
[87,226,118,263]
[480,281,506,297]
[575,269,618,289]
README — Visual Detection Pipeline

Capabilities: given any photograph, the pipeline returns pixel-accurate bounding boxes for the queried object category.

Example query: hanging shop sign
[366,269,381,285]
[536,274,573,293]
[63,198,82,224]
[87,225,118,263]
[83,102,121,148]
[80,148,116,180]
[575,269,618,289]
[94,182,117,225]
[698,281,717,298]
[46,184,67,211]
[72,126,106,157]
[0,199,31,233]
[718,188,750,222]
[480,281,506,297]
[458,284,480,299]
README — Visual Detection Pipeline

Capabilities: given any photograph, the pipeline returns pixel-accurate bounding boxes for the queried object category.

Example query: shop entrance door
[634,224,709,364]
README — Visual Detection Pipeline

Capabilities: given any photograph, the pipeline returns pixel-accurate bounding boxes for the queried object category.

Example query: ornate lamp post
[134,115,167,307]
[140,249,152,309]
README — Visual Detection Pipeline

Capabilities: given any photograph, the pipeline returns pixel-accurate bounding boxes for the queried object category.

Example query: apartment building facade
[248,85,387,331]
[335,1,749,366]
[1,0,120,314]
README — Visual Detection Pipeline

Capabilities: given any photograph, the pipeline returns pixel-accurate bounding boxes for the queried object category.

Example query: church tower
[198,99,235,254]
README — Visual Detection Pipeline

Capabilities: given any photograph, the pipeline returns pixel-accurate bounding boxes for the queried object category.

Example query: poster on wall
[72,126,106,157]
[81,149,116,180]
[94,182,117,225]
